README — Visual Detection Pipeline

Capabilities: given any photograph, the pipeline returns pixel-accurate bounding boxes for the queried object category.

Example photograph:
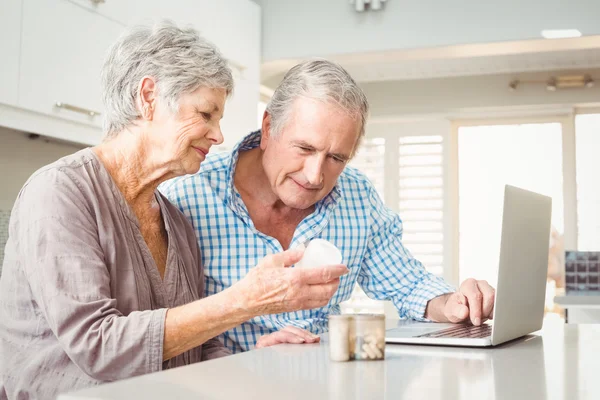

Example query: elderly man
[160,60,495,353]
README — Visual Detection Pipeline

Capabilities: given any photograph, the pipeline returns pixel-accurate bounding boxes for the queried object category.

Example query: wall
[0,128,83,269]
[258,0,600,61]
[0,128,84,210]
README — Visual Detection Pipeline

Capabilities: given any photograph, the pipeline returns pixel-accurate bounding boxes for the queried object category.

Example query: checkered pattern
[160,131,454,353]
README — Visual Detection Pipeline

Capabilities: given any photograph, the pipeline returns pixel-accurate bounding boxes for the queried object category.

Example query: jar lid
[328,314,353,320]
[351,313,385,320]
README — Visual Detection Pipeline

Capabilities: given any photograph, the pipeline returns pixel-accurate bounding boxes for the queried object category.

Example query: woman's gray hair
[101,20,234,138]
[266,59,369,139]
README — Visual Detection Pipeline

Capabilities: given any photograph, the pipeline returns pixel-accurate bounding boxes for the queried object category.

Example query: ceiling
[261,36,600,89]
[336,48,600,82]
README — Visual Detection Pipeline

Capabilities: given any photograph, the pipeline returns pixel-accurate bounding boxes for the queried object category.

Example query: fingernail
[474,318,481,325]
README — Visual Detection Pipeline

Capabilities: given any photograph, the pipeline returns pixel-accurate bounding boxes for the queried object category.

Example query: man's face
[260,97,361,210]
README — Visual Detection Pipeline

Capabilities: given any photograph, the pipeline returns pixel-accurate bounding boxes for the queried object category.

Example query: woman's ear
[137,76,157,121]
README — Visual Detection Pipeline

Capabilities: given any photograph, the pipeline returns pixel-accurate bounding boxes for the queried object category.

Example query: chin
[280,192,319,210]
[182,161,202,175]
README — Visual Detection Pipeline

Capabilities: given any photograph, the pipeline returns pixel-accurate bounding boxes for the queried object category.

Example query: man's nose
[304,155,324,186]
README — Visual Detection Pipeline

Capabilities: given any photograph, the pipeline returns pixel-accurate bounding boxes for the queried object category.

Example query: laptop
[385,185,552,347]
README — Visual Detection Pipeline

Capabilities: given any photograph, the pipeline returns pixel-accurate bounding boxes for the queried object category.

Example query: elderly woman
[0,21,347,399]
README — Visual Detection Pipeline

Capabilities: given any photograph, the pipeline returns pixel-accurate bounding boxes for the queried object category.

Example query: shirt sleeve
[15,169,167,381]
[358,186,455,320]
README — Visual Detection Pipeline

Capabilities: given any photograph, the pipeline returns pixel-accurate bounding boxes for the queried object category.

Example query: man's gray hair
[101,20,234,138]
[266,59,369,138]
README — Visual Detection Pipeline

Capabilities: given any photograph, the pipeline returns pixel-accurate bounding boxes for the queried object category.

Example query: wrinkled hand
[234,247,349,316]
[255,326,320,349]
[427,279,495,325]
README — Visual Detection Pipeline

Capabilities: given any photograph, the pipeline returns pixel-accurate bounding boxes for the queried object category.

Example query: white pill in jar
[295,239,342,269]
[352,314,385,361]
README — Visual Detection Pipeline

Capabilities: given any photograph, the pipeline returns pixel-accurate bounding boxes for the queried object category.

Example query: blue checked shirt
[160,131,454,353]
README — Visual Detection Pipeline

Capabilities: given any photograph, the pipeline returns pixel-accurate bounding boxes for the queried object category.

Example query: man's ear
[260,112,272,150]
[137,76,157,121]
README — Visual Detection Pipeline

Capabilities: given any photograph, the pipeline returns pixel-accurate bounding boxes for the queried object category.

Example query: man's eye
[299,146,312,152]
[201,112,211,120]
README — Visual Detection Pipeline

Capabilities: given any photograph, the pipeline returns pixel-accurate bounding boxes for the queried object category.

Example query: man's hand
[255,326,320,349]
[425,278,495,325]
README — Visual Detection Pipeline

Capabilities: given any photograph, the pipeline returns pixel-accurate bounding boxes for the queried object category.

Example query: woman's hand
[233,247,349,316]
[255,326,320,348]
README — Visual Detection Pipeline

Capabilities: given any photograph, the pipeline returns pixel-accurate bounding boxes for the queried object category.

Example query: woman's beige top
[0,148,229,399]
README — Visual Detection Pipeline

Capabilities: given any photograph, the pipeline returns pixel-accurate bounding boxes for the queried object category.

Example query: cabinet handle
[55,102,101,117]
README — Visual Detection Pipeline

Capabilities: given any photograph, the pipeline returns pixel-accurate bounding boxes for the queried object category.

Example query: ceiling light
[350,0,387,12]
[509,74,595,92]
[555,75,592,89]
[541,29,582,39]
[546,78,557,91]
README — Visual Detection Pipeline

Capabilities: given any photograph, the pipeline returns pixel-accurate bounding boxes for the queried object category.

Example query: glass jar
[328,314,353,362]
[352,314,385,361]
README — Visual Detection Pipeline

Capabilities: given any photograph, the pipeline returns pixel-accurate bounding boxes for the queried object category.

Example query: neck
[94,129,176,207]
[235,148,293,212]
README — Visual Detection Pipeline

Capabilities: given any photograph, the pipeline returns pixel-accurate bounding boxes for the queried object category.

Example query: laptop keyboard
[416,324,492,339]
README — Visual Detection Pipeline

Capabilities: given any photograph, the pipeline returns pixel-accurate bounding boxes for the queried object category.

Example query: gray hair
[101,20,234,138]
[266,59,369,139]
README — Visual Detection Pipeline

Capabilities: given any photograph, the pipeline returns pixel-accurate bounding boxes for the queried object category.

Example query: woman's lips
[193,147,208,157]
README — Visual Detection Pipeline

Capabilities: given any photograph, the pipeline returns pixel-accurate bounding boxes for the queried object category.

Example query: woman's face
[150,86,227,175]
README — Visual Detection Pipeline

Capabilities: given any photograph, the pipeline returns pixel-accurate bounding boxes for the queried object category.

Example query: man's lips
[290,178,322,191]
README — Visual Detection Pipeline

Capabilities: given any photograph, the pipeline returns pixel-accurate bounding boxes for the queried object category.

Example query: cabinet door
[0,0,22,106]
[66,0,261,77]
[19,0,124,127]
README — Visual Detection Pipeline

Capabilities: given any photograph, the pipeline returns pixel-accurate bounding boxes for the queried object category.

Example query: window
[457,122,564,287]
[341,114,597,317]
[575,114,600,251]
[398,135,445,277]
[349,137,386,198]
[343,121,450,314]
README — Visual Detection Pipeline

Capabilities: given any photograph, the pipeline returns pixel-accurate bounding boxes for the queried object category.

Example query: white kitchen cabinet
[1,0,260,147]
[18,0,124,128]
[65,0,261,146]
[66,0,261,80]
[0,0,22,107]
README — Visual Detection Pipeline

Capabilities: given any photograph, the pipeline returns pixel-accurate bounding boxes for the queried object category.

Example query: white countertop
[59,318,600,400]
[555,294,600,307]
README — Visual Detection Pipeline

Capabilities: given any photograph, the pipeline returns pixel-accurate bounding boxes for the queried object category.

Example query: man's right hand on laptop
[424,278,495,326]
